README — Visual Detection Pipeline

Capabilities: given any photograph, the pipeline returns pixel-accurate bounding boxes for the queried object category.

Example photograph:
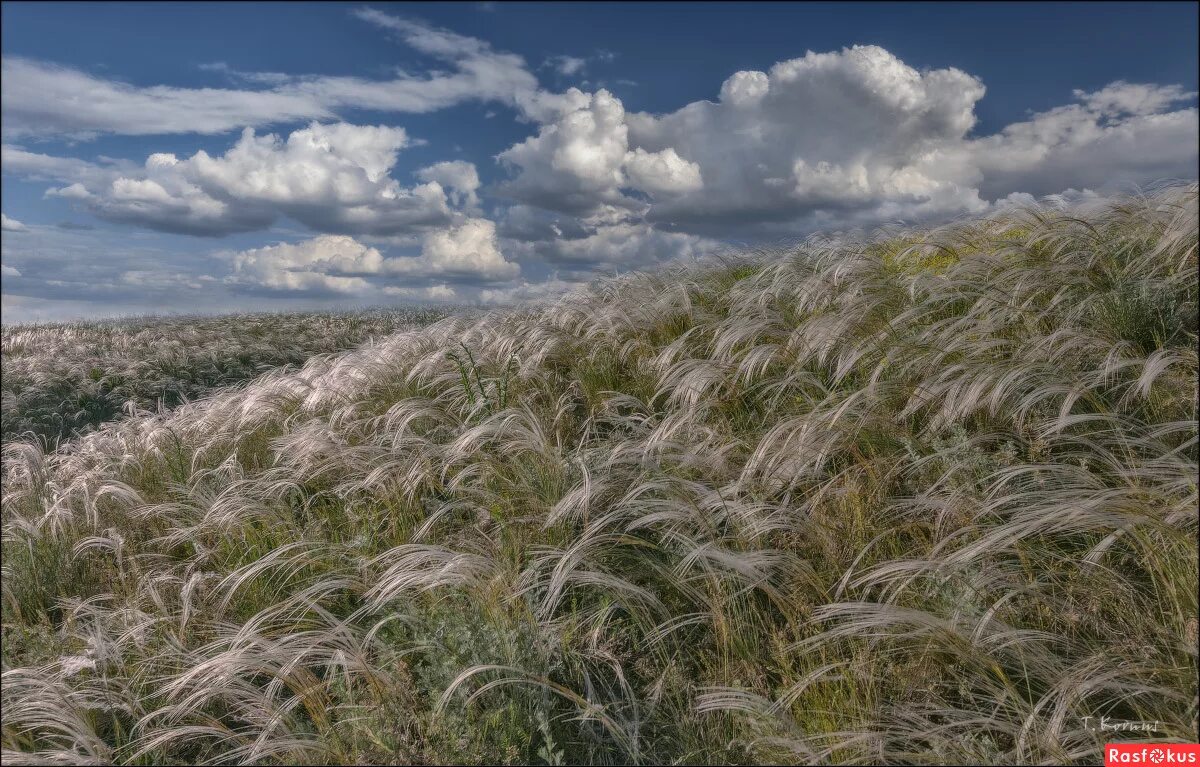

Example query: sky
[1,2,1197,323]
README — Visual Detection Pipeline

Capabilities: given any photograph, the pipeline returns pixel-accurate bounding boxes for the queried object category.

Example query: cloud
[506,219,721,276]
[228,219,518,295]
[1,264,20,277]
[545,222,718,268]
[389,218,519,281]
[46,183,98,200]
[416,161,482,209]
[383,283,458,301]
[34,123,460,236]
[353,8,492,58]
[497,89,704,215]
[0,213,504,317]
[3,17,1197,318]
[229,235,382,294]
[197,61,293,86]
[0,221,236,317]
[621,46,993,230]
[479,277,579,305]
[2,213,29,232]
[120,270,209,290]
[1,57,334,139]
[546,55,587,77]
[497,46,1197,240]
[304,9,544,117]
[183,122,413,196]
[543,50,621,80]
[1075,81,1196,116]
[964,82,1198,199]
[499,89,631,213]
[1,12,547,139]
[623,147,703,194]
[2,145,123,185]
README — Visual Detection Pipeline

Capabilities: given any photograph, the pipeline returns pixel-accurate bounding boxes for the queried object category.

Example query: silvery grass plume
[1,307,450,449]
[2,183,1197,764]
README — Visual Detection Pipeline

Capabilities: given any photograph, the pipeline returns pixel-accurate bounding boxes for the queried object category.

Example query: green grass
[2,184,1197,764]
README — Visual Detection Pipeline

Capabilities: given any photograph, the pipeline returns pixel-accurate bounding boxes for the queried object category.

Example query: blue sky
[2,1,1197,322]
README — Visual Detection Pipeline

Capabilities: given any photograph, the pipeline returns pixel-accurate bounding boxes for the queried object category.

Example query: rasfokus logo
[1105,744,1200,766]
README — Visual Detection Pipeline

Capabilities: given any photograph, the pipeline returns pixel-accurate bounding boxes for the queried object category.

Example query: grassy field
[1,185,1196,765]
[1,308,449,448]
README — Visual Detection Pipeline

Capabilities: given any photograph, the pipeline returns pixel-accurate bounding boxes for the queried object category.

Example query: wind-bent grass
[2,185,1196,764]
[1,307,450,448]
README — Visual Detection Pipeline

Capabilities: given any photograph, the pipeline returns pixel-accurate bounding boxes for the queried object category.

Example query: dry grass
[2,184,1196,764]
[1,308,449,448]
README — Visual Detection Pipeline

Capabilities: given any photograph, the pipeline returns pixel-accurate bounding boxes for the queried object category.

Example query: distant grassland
[1,308,450,447]
[1,185,1196,765]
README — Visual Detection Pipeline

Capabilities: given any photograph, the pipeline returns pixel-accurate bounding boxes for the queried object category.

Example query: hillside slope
[1,308,448,447]
[2,185,1196,765]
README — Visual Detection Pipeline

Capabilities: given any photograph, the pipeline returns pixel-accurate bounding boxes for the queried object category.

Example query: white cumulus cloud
[2,213,29,232]
[417,161,482,210]
[623,147,703,195]
[388,218,519,281]
[227,219,519,295]
[963,82,1198,199]
[497,45,1197,240]
[498,89,704,214]
[229,235,382,294]
[621,45,992,230]
[41,123,459,236]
